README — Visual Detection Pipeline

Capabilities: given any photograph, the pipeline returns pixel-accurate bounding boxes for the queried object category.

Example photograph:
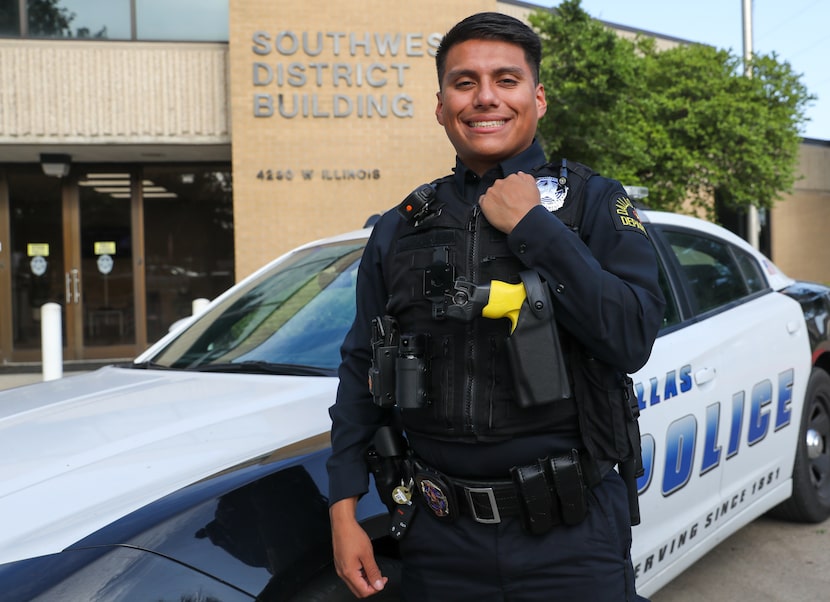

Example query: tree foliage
[529,0,814,217]
[27,0,108,38]
[27,0,74,37]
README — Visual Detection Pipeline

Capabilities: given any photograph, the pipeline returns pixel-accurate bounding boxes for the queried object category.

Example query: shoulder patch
[611,196,647,237]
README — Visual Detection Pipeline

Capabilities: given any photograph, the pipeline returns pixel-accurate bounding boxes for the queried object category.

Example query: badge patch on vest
[612,195,647,237]
[536,176,568,212]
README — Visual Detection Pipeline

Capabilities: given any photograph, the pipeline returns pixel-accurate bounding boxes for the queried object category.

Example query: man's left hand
[478,172,540,234]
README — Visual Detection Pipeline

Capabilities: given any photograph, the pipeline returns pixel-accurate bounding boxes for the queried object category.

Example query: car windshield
[143,239,365,374]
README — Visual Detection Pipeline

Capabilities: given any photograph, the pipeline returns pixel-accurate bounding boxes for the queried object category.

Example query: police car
[0,210,827,600]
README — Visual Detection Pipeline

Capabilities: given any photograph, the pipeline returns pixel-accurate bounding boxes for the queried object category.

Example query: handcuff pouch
[549,450,588,525]
[510,460,558,535]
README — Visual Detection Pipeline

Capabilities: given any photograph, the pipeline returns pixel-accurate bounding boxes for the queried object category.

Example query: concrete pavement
[0,372,44,390]
[0,366,98,392]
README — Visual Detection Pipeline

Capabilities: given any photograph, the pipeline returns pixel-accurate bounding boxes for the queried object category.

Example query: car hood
[0,366,336,566]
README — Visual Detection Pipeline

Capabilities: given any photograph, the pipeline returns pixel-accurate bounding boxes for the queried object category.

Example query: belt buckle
[463,486,501,524]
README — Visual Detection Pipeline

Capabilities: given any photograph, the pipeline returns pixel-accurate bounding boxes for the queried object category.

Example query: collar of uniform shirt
[451,139,548,204]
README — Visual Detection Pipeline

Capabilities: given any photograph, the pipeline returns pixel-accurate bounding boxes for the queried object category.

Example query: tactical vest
[382,162,595,443]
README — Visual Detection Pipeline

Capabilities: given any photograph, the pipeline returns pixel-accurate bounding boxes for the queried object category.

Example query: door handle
[694,367,716,386]
[65,272,71,304]
[71,268,80,304]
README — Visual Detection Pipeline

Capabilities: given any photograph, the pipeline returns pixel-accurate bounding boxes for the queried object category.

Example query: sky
[525,0,829,141]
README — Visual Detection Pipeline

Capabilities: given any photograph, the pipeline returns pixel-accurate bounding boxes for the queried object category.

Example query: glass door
[76,171,137,354]
[8,167,65,354]
[5,166,141,362]
[2,162,233,364]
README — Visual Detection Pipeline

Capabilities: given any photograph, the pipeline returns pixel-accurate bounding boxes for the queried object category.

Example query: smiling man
[327,12,664,601]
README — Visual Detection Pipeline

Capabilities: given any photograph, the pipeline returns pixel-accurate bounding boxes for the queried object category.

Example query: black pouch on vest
[506,271,572,408]
[369,316,399,408]
[570,350,635,463]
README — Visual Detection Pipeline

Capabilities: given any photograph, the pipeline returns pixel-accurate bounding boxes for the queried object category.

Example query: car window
[149,241,364,371]
[657,259,681,329]
[662,229,757,315]
[735,248,767,294]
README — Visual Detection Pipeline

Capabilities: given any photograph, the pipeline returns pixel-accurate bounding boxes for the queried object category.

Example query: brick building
[0,0,826,364]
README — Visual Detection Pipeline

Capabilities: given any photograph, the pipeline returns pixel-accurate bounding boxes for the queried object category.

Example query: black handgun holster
[506,271,572,408]
[366,425,410,512]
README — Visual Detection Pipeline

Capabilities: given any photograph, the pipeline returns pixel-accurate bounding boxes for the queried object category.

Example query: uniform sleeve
[507,177,665,373]
[326,214,397,505]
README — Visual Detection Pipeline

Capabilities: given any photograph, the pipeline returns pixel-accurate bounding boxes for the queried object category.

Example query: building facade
[0,0,827,365]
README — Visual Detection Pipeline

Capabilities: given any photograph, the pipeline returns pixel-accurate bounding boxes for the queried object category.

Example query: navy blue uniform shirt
[326,141,665,505]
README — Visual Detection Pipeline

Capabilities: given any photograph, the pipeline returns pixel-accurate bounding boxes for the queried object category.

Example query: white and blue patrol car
[0,210,827,600]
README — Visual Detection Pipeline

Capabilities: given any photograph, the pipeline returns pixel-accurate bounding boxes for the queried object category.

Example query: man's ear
[435,91,445,125]
[536,83,547,119]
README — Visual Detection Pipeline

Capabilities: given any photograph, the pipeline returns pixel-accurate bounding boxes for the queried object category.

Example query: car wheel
[770,367,830,523]
[287,556,402,602]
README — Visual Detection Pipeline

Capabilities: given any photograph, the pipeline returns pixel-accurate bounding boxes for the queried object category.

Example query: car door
[631,220,810,595]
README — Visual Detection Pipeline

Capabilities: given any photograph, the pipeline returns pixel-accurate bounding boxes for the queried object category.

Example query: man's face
[436,39,547,176]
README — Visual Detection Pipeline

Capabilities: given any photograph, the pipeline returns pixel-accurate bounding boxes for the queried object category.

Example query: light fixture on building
[40,154,72,178]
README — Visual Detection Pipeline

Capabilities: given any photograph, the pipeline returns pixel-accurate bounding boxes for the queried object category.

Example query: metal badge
[536,176,568,212]
[418,478,451,517]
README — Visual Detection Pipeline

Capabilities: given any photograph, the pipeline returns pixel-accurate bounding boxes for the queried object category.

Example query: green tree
[530,0,814,217]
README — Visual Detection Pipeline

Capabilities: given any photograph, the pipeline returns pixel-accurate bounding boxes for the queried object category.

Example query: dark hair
[435,12,542,87]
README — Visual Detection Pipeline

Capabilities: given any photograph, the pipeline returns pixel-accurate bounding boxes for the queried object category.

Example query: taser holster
[506,271,572,407]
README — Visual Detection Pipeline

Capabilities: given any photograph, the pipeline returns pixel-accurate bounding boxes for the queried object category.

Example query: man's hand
[330,497,388,598]
[478,172,540,234]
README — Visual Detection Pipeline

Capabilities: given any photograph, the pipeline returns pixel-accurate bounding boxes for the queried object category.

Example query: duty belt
[413,449,608,535]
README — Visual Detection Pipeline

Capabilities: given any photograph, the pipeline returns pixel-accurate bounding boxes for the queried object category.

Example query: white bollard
[192,298,210,316]
[41,302,63,381]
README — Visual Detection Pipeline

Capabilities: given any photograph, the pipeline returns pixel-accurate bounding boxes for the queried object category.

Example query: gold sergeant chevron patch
[612,195,647,237]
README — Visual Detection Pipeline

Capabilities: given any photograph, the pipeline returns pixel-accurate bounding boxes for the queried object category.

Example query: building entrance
[2,166,139,362]
[0,164,234,365]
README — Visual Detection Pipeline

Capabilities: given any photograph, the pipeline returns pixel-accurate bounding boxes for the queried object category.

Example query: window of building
[27,0,131,39]
[136,0,227,41]
[3,0,228,41]
[0,0,20,36]
[142,165,234,343]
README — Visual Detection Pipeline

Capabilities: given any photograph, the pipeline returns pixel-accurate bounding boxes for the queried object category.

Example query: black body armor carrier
[381,162,594,443]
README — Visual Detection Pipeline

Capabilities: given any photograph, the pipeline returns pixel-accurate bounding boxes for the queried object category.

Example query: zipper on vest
[487,336,498,430]
[441,336,453,428]
[464,206,482,433]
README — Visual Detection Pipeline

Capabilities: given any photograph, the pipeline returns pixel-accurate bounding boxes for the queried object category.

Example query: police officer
[327,11,665,601]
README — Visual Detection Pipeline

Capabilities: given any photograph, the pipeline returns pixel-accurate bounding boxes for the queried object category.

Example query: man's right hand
[330,497,389,598]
